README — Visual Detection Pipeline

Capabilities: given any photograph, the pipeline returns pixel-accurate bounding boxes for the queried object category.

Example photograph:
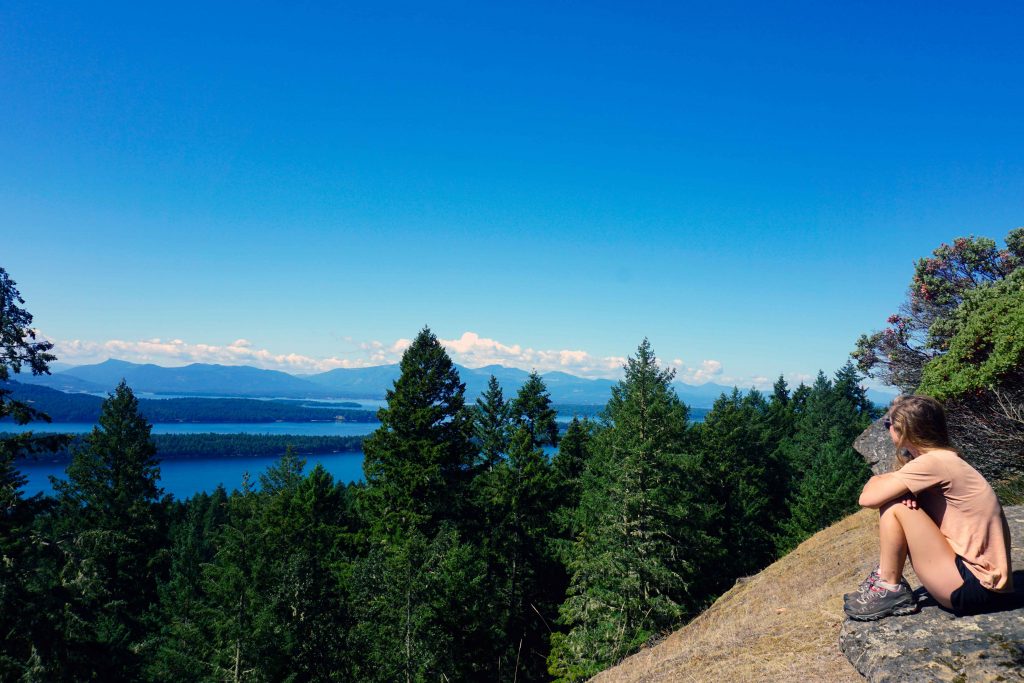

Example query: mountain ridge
[18,358,894,408]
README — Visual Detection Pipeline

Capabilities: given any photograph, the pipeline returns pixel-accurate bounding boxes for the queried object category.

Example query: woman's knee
[880,499,931,522]
[878,499,909,519]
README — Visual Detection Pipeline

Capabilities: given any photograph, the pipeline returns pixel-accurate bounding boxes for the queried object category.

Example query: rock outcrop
[853,417,899,475]
[839,505,1024,682]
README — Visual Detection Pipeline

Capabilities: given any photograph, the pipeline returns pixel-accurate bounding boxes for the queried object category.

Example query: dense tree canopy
[1,314,885,680]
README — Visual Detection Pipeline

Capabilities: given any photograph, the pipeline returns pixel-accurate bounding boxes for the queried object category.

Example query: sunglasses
[883,418,893,429]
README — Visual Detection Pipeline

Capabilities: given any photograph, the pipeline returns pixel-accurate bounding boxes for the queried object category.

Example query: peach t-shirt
[893,450,1013,592]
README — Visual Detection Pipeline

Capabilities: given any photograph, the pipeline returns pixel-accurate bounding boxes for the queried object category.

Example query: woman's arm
[858,473,912,509]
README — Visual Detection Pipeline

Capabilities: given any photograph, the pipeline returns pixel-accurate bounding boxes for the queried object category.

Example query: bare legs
[877,501,964,608]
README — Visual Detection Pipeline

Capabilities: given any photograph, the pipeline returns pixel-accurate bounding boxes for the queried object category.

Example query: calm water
[12,421,380,436]
[11,414,577,500]
[9,422,380,500]
[91,392,389,409]
[19,451,367,500]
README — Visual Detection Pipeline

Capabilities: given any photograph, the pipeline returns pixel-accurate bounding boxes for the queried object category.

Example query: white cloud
[49,335,384,373]
[677,359,723,384]
[45,330,773,386]
[436,331,626,378]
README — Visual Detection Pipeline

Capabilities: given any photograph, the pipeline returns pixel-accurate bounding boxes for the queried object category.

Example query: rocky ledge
[839,505,1024,682]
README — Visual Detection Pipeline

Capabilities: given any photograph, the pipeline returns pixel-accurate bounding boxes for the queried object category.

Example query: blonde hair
[888,395,957,466]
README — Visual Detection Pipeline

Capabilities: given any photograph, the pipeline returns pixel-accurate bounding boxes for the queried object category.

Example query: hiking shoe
[844,581,917,621]
[843,566,880,603]
[843,568,912,604]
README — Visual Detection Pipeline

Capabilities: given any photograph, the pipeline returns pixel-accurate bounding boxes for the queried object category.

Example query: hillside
[592,509,882,682]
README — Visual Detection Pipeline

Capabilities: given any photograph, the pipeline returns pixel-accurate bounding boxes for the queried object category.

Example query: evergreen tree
[361,326,476,540]
[833,361,877,420]
[200,475,269,683]
[766,374,796,449]
[354,327,491,678]
[149,493,221,681]
[550,340,698,681]
[0,266,66,678]
[779,441,870,547]
[49,380,167,680]
[0,443,52,680]
[479,425,560,681]
[511,371,559,449]
[177,453,356,683]
[348,524,489,682]
[693,389,781,580]
[550,416,595,529]
[775,366,873,552]
[259,458,354,682]
[474,374,512,470]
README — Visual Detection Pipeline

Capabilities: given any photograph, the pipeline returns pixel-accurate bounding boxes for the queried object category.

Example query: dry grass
[592,509,899,682]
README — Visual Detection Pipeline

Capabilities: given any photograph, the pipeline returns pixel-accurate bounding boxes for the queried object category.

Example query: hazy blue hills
[51,359,326,397]
[1,381,377,424]
[21,372,108,394]
[304,364,403,397]
[15,358,894,408]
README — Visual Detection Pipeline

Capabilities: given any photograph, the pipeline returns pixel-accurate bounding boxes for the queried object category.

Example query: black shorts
[949,556,1009,616]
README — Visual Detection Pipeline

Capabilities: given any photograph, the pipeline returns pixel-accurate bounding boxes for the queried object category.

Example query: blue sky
[2,1,1022,387]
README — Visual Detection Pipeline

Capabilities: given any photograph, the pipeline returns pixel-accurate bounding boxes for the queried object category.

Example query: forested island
[0,382,378,423]
[1,229,1021,681]
[3,431,365,460]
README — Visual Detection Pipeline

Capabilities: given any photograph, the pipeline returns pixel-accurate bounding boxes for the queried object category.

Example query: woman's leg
[877,501,963,608]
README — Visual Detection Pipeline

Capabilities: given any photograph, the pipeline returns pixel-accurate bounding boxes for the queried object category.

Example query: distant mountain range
[16,358,896,409]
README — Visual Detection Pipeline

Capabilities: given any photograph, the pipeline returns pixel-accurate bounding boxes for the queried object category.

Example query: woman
[844,395,1014,620]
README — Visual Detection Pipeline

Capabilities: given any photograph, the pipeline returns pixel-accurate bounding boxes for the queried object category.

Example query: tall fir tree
[479,424,561,681]
[511,371,560,449]
[550,416,595,533]
[49,380,167,680]
[354,327,492,679]
[550,340,701,681]
[766,374,796,448]
[260,456,354,681]
[361,326,476,540]
[779,441,870,548]
[474,374,512,470]
[692,388,781,581]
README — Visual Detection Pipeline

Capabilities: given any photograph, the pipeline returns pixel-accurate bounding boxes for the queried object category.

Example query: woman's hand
[899,494,918,510]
